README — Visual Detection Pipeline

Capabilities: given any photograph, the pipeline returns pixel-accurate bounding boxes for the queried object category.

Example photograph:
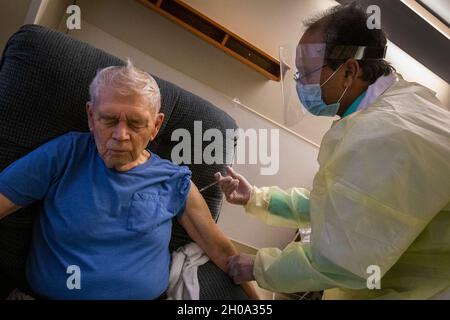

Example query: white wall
[386,40,450,106]
[183,0,333,60]
[33,0,73,29]
[0,0,32,52]
[184,0,450,108]
[69,0,449,141]
[183,0,345,144]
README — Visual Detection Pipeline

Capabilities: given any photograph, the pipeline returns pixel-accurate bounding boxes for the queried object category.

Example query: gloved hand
[214,166,252,205]
[227,253,256,284]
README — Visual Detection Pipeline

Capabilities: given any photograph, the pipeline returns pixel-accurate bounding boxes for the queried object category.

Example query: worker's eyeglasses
[293,63,328,83]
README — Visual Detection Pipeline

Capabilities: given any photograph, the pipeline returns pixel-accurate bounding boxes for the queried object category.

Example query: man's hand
[214,166,252,205]
[227,253,256,284]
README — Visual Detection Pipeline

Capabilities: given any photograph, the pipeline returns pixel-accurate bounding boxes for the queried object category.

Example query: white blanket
[166,242,210,300]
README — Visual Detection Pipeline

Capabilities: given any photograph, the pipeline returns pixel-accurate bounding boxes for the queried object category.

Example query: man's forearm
[185,219,260,299]
[180,212,233,272]
[180,182,260,299]
[193,223,260,299]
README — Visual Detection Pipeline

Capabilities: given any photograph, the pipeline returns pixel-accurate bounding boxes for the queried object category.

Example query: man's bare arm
[178,181,260,299]
[0,193,21,220]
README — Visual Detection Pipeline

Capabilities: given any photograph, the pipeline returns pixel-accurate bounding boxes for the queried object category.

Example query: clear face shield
[279,45,307,126]
[280,43,387,124]
[295,43,328,86]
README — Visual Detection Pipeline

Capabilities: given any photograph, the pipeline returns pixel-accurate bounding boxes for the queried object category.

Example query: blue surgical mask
[296,64,349,117]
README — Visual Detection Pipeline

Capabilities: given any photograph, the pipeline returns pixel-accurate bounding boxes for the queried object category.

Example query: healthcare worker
[215,3,450,299]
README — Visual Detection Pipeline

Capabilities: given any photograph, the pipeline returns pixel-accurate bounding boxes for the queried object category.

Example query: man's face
[297,30,348,106]
[86,87,164,171]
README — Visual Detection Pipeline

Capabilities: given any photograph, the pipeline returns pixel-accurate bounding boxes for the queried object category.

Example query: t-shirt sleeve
[170,166,192,217]
[0,133,74,206]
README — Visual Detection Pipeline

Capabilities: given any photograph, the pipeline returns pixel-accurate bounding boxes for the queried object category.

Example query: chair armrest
[198,261,249,300]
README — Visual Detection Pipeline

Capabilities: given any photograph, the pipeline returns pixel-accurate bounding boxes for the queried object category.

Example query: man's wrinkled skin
[86,87,164,172]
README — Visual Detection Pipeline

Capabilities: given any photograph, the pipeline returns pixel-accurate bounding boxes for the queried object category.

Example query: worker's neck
[336,81,370,117]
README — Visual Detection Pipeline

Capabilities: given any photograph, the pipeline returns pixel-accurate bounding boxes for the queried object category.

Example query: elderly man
[0,60,257,300]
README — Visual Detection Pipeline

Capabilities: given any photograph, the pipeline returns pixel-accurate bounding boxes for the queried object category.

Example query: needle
[198,180,220,193]
[199,149,236,193]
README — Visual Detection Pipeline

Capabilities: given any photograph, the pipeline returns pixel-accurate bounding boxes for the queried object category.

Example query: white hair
[89,58,161,112]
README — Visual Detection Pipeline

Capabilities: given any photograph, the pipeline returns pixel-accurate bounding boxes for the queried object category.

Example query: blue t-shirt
[0,132,191,299]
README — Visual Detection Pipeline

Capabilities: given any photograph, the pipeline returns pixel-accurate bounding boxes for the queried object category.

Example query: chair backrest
[0,24,237,297]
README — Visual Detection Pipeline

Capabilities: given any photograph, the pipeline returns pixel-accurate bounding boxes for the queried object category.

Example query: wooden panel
[137,0,281,81]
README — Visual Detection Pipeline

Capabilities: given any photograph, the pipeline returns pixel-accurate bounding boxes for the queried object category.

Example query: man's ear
[86,102,94,132]
[343,59,360,88]
[150,112,164,141]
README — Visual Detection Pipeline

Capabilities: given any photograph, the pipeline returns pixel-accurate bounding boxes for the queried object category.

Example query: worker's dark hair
[304,2,395,83]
